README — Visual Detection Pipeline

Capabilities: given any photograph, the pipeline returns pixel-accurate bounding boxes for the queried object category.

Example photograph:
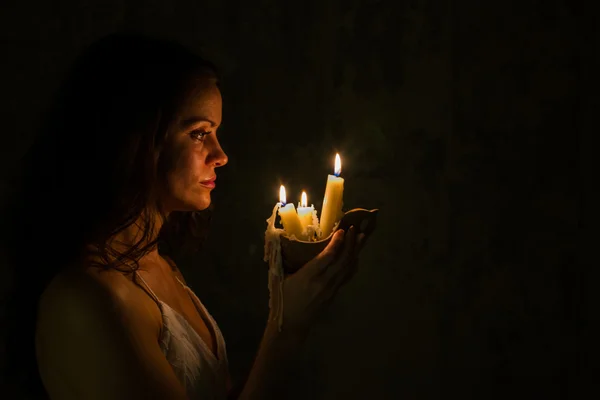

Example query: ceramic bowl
[280,208,378,274]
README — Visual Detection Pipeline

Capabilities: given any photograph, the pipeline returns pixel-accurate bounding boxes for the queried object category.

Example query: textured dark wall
[0,1,593,399]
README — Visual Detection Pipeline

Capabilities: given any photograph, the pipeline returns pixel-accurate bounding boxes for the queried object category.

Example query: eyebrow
[181,116,218,128]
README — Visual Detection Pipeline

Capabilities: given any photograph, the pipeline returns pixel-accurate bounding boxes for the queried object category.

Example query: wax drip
[312,207,322,239]
[264,203,285,332]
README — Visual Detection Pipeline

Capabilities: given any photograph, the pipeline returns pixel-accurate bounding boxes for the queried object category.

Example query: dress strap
[174,275,187,289]
[134,271,162,306]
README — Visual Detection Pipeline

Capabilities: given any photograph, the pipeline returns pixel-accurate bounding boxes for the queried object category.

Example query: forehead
[177,78,222,125]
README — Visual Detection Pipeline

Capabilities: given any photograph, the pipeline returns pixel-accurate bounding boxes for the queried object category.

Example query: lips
[200,176,216,189]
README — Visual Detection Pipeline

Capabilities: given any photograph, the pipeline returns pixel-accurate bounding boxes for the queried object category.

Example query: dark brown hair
[1,33,219,397]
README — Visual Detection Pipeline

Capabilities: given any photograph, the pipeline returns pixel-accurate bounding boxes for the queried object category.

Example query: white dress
[136,273,229,400]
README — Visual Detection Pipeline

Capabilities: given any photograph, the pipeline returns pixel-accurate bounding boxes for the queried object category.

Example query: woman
[1,33,364,399]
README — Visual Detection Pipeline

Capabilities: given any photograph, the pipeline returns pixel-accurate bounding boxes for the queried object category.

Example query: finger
[304,229,345,276]
[338,232,366,281]
[326,259,357,301]
[330,235,364,290]
[336,257,360,288]
[356,233,366,251]
[318,229,346,265]
[336,226,357,269]
[322,226,356,282]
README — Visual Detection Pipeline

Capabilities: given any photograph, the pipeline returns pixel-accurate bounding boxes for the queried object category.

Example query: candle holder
[279,208,378,274]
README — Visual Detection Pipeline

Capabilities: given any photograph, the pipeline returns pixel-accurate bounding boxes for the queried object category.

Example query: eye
[190,129,211,142]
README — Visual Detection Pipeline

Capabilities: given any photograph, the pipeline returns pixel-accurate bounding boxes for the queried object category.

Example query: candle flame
[334,153,342,176]
[279,185,286,205]
[301,191,307,208]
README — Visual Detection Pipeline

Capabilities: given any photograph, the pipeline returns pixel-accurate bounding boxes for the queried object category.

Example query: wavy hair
[1,33,219,398]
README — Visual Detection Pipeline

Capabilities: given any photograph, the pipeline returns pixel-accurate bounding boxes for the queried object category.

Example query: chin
[186,200,210,211]
[168,191,212,212]
[195,203,211,211]
[177,202,210,213]
[192,194,212,211]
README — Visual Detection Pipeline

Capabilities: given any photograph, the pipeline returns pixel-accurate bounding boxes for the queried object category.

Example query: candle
[277,185,304,239]
[297,191,316,236]
[319,153,344,238]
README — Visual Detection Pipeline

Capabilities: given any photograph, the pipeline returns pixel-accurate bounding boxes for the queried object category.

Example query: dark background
[0,0,594,398]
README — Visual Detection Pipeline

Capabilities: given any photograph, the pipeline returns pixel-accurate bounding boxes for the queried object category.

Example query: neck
[87,208,169,268]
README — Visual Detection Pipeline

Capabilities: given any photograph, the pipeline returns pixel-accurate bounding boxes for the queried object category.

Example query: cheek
[171,146,207,188]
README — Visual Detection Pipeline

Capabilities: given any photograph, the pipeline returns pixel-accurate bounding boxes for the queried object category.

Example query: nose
[207,137,228,168]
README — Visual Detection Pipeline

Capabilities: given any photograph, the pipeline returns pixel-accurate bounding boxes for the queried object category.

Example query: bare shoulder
[35,267,185,399]
[39,266,160,329]
[36,266,163,360]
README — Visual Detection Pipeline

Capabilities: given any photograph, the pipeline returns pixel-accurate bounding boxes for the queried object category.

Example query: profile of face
[160,76,228,213]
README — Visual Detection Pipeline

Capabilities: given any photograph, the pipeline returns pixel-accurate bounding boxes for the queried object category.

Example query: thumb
[304,229,345,276]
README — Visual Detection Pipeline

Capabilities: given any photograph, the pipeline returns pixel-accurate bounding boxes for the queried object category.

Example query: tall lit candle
[297,191,315,234]
[319,154,344,238]
[277,185,304,239]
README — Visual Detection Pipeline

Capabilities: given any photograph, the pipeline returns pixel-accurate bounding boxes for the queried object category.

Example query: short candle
[297,191,315,234]
[277,185,304,239]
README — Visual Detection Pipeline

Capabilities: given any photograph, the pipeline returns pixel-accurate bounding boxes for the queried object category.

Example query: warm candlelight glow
[297,190,316,238]
[278,184,304,239]
[334,153,342,177]
[279,185,286,205]
[320,153,345,238]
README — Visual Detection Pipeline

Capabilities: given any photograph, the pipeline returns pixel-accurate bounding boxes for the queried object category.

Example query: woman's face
[160,76,228,213]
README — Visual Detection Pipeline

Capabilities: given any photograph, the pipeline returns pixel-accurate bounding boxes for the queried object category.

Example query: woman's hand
[239,227,366,400]
[270,226,365,333]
